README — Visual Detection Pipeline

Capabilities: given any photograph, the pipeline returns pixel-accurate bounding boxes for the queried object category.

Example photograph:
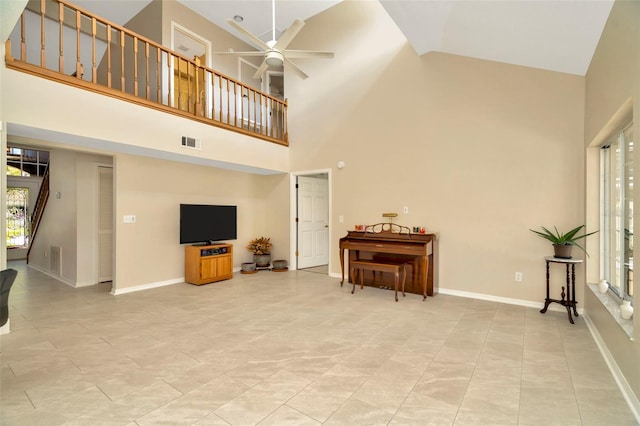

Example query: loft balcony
[4,0,288,147]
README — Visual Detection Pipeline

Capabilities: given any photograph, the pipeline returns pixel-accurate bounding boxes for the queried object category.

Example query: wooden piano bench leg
[394,269,399,302]
[401,264,407,298]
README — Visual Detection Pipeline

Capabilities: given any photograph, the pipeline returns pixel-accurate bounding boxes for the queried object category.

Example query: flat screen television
[180,204,237,244]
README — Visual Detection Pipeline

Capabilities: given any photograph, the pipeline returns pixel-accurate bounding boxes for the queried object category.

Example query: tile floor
[0,261,637,425]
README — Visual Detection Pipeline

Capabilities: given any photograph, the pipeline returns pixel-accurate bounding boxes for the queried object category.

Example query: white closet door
[98,166,113,282]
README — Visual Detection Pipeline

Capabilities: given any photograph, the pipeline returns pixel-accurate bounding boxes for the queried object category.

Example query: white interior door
[97,166,113,282]
[297,176,329,268]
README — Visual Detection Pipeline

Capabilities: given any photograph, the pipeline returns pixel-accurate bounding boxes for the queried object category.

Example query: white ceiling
[71,0,614,76]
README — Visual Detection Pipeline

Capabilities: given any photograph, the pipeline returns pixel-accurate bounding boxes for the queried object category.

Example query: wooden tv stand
[185,243,233,285]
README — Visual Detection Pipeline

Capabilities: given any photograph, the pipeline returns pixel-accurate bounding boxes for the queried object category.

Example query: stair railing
[26,165,50,263]
[4,0,288,145]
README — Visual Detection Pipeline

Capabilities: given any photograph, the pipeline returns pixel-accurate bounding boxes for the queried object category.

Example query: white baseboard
[437,287,584,315]
[111,278,183,295]
[584,314,640,424]
[27,263,76,288]
[0,319,10,335]
[329,273,582,314]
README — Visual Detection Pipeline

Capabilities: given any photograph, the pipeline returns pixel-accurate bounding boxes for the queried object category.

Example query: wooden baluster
[194,56,201,116]
[145,42,150,99]
[176,57,183,111]
[260,93,263,134]
[20,14,26,61]
[58,2,64,72]
[40,0,46,67]
[234,82,238,127]
[219,75,223,122]
[106,24,112,88]
[277,101,282,140]
[226,79,230,124]
[5,40,13,62]
[156,47,161,103]
[252,90,257,132]
[188,60,193,114]
[133,36,139,96]
[120,30,125,91]
[167,52,172,107]
[271,99,277,138]
[75,10,81,78]
[91,17,97,83]
[283,99,288,143]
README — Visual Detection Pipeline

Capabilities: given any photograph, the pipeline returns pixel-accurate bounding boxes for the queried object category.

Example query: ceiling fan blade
[226,19,270,51]
[212,51,265,57]
[283,50,334,59]
[273,19,305,51]
[284,58,308,80]
[253,61,270,79]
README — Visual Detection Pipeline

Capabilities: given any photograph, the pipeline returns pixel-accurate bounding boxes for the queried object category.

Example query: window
[600,122,634,300]
[6,146,49,176]
[6,187,29,248]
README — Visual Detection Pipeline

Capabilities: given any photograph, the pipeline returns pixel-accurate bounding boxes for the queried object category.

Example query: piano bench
[350,260,407,302]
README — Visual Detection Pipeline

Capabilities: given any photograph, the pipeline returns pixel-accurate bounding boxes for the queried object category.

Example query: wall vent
[50,246,61,276]
[181,136,201,150]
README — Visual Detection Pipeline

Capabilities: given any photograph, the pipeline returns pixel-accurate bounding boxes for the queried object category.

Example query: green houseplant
[530,225,598,258]
[247,237,272,267]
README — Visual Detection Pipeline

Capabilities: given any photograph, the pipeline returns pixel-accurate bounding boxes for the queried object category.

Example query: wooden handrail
[5,0,288,146]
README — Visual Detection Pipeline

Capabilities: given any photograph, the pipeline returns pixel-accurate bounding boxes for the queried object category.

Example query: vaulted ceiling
[69,0,614,76]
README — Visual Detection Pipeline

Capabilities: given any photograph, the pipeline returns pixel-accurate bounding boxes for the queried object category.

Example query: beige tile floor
[1,260,637,425]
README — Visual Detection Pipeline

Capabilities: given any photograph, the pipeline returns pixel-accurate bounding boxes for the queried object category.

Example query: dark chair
[0,269,18,328]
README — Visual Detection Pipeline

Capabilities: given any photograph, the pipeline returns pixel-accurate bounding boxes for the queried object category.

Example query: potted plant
[247,237,272,267]
[530,225,598,259]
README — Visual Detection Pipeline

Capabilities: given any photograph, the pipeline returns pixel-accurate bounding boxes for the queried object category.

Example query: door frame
[169,22,212,109]
[93,163,114,287]
[290,169,332,274]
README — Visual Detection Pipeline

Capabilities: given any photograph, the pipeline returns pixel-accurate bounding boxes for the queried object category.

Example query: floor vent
[50,246,61,276]
[181,136,201,150]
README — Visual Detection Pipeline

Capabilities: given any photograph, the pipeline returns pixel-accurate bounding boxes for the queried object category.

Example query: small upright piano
[339,224,438,298]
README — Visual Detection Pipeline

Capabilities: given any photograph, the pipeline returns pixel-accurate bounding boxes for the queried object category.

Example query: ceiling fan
[214,0,334,79]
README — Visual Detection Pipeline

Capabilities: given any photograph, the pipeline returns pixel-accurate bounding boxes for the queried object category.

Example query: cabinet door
[216,255,232,275]
[200,258,217,280]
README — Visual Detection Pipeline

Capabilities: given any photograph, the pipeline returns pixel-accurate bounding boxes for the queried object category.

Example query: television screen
[180,204,237,244]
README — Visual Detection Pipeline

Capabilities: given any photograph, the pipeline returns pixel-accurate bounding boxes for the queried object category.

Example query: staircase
[26,166,49,263]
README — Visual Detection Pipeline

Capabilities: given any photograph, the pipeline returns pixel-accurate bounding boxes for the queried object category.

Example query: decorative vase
[254,254,271,267]
[241,262,257,273]
[553,244,573,259]
[598,279,609,294]
[620,300,634,320]
[272,259,288,270]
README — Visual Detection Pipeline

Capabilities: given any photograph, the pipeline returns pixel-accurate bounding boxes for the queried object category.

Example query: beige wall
[286,0,586,304]
[161,0,262,79]
[113,154,281,291]
[584,0,640,404]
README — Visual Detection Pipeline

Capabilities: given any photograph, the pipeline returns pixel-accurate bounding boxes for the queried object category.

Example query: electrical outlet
[515,272,523,282]
[339,215,344,223]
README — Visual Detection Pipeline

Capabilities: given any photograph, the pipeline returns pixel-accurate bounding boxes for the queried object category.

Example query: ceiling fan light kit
[265,50,284,67]
[213,0,333,79]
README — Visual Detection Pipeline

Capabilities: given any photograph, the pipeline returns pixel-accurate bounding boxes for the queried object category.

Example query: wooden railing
[27,165,50,263]
[4,0,288,146]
